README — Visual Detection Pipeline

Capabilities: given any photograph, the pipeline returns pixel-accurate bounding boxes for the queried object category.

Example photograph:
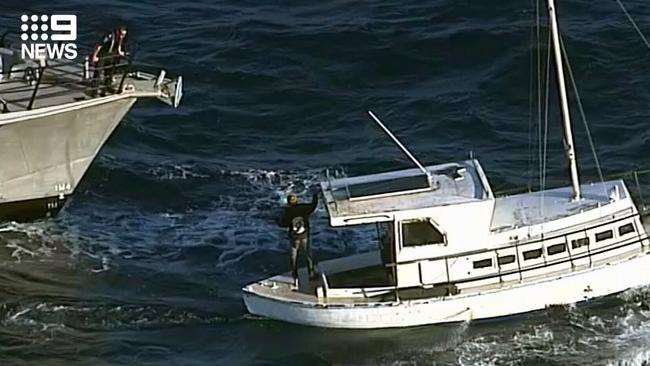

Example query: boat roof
[490,179,629,232]
[321,159,493,226]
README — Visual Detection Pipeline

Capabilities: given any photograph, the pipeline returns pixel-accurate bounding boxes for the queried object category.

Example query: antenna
[367,110,434,186]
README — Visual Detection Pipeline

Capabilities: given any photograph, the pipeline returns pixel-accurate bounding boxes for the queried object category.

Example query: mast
[547,0,581,200]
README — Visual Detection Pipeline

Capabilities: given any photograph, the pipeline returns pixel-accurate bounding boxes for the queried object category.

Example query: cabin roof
[321,159,493,226]
[490,179,630,232]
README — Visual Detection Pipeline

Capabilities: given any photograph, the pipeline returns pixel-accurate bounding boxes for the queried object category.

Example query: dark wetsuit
[91,30,127,96]
[279,193,318,281]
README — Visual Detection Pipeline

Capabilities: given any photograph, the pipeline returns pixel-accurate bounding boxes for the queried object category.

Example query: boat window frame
[547,243,567,256]
[571,237,589,249]
[399,218,447,248]
[472,258,493,269]
[497,254,516,266]
[619,223,635,237]
[522,248,543,261]
[595,229,614,242]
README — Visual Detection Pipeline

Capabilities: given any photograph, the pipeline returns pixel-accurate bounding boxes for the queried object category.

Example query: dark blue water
[2,1,650,365]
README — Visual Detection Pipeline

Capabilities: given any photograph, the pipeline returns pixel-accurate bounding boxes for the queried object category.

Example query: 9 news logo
[20,14,78,60]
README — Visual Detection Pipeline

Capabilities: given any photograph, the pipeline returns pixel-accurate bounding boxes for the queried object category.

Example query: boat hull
[0,195,68,222]
[243,250,650,328]
[0,96,137,221]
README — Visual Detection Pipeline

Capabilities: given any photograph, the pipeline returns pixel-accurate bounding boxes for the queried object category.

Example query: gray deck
[0,58,164,114]
[490,180,627,232]
[0,60,90,112]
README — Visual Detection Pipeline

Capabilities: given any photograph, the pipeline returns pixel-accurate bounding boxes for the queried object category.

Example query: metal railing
[321,212,647,301]
[0,53,133,112]
[493,169,650,214]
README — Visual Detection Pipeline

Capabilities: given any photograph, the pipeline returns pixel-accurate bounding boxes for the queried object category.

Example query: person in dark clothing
[90,25,128,96]
[279,191,318,288]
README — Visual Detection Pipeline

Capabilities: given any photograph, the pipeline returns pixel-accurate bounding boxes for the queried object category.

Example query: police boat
[0,33,182,221]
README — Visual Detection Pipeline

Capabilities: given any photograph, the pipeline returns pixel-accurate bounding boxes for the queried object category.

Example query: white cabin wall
[395,199,496,264]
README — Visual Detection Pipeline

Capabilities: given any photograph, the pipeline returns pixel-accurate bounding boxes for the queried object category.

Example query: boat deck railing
[493,169,650,215]
[310,210,647,303]
[0,51,175,114]
[0,54,132,112]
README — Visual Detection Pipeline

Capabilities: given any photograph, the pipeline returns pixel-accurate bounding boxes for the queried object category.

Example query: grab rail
[27,65,45,110]
[0,53,173,112]
[324,213,647,301]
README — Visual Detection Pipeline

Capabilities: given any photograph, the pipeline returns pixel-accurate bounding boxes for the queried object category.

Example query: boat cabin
[317,158,642,299]
[321,159,495,291]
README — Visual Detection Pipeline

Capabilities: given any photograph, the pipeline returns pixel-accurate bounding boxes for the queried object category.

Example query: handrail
[396,211,639,268]
[584,229,593,267]
[27,65,45,110]
[0,57,136,108]
[449,233,647,287]
[375,212,642,295]
[330,231,647,300]
[117,57,132,93]
[0,98,8,113]
[346,231,648,298]
[565,235,574,269]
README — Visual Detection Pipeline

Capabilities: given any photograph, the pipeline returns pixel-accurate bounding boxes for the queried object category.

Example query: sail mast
[547,0,581,200]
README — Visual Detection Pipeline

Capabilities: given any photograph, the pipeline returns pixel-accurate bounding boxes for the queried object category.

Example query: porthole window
[473,258,493,269]
[571,237,589,249]
[595,230,613,242]
[547,243,567,256]
[498,255,516,266]
[619,223,635,236]
[523,248,543,260]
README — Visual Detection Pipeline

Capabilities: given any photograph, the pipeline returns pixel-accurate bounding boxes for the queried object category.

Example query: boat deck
[327,264,392,288]
[0,60,90,112]
[0,57,164,115]
[490,180,627,232]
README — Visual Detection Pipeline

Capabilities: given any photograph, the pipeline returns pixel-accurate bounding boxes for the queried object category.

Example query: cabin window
[571,237,589,249]
[595,230,613,242]
[497,255,516,266]
[523,248,542,260]
[547,243,567,256]
[401,219,446,247]
[619,223,635,236]
[473,258,492,269]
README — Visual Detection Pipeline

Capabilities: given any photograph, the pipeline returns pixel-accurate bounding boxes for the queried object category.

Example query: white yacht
[242,0,650,328]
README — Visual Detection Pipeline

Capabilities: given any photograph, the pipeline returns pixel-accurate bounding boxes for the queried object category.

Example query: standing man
[279,191,318,289]
[90,25,128,96]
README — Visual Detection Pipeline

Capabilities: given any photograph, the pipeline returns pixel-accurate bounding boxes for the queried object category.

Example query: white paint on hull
[243,251,650,329]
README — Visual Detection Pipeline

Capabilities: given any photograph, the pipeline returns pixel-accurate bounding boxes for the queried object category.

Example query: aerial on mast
[547,0,581,200]
[367,110,436,188]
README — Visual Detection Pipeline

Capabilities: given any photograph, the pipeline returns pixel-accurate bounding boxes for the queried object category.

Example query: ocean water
[2,0,650,365]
